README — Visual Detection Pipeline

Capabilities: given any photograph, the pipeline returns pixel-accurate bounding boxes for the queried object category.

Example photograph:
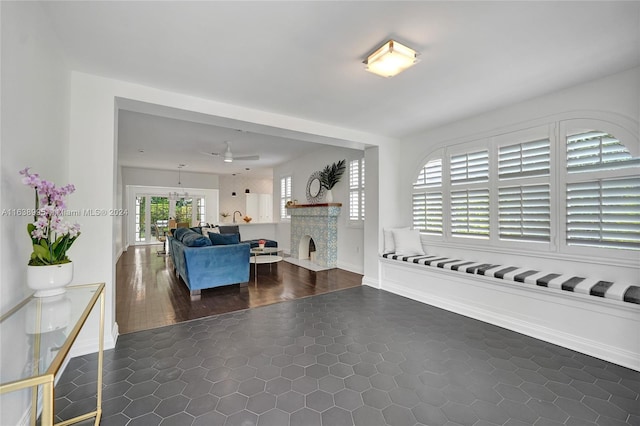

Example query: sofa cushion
[173,227,191,241]
[181,230,212,247]
[190,226,203,235]
[209,232,241,245]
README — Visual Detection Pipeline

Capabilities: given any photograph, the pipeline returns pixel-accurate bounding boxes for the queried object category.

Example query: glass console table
[0,283,105,426]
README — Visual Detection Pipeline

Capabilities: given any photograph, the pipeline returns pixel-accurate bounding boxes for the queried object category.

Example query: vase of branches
[319,159,346,203]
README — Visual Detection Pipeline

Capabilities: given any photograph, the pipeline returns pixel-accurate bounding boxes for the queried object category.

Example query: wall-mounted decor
[306,171,326,204]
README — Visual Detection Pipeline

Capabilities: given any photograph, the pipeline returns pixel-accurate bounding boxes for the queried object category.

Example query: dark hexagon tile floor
[55,286,640,425]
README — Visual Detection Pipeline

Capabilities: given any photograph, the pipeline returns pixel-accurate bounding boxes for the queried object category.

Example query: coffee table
[250,247,283,284]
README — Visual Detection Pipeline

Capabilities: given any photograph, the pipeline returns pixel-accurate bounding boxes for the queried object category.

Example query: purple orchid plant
[20,168,81,266]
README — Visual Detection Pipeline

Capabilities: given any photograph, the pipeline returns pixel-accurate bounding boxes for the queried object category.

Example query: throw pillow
[181,231,213,247]
[392,228,425,256]
[173,227,191,241]
[383,227,410,253]
[201,227,219,237]
[209,232,240,246]
[190,226,203,235]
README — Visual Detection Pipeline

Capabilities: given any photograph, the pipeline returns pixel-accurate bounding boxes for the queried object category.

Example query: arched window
[411,117,639,257]
[565,129,640,250]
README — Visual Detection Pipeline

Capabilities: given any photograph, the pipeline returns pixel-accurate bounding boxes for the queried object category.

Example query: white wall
[397,67,640,282]
[0,2,70,424]
[218,174,272,223]
[273,145,366,273]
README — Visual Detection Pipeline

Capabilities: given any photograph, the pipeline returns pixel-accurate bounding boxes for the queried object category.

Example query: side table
[249,247,283,285]
[0,283,105,426]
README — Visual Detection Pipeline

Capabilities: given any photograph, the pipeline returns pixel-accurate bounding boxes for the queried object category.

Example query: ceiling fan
[202,141,260,163]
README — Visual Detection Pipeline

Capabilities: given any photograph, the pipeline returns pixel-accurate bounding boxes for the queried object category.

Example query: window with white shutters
[411,119,638,258]
[499,185,550,242]
[280,176,292,220]
[412,159,442,234]
[499,139,550,179]
[450,150,489,184]
[567,131,639,173]
[451,189,490,238]
[566,178,640,250]
[449,150,489,238]
[498,139,551,243]
[349,159,365,221]
[565,129,640,251]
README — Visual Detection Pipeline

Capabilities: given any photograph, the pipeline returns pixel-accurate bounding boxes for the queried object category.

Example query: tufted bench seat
[382,253,640,305]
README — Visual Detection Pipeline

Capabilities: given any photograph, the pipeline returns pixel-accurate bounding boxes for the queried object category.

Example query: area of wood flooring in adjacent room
[115,245,363,334]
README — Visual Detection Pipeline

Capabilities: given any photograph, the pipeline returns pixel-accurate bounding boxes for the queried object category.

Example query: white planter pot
[27,262,73,297]
[325,189,333,203]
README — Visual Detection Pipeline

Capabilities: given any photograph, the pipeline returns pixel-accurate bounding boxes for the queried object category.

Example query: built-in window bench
[379,253,640,371]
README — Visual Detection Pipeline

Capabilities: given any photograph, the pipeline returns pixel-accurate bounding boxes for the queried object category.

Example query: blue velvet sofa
[168,228,250,296]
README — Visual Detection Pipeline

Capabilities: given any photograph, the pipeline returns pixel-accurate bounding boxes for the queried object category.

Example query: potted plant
[220,212,230,222]
[319,159,346,202]
[20,168,81,297]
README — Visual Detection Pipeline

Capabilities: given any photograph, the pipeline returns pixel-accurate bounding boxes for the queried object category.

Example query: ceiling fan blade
[199,151,221,157]
[234,155,260,161]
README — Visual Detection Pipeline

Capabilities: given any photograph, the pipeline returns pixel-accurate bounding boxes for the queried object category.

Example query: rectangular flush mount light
[364,39,419,78]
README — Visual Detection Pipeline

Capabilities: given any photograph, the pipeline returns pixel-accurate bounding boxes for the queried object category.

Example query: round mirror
[309,178,321,197]
[306,171,326,204]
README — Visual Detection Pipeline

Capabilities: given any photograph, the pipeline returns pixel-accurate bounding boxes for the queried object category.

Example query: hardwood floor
[115,244,363,334]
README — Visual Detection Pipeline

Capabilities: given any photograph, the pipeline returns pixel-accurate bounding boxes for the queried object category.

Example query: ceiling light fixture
[364,39,419,78]
[169,165,189,200]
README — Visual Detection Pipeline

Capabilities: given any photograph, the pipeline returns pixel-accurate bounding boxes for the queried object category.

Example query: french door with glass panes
[134,195,205,244]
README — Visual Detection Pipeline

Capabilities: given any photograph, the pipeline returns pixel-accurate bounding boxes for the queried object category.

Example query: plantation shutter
[567,131,639,172]
[451,189,490,237]
[566,177,640,250]
[413,159,442,235]
[497,138,551,243]
[499,139,550,179]
[450,150,489,184]
[280,176,292,219]
[361,160,365,219]
[349,159,365,221]
[414,159,442,188]
[349,160,360,220]
[499,185,550,242]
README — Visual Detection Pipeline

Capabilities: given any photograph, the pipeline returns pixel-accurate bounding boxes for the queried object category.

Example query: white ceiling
[42,1,640,174]
[117,110,327,176]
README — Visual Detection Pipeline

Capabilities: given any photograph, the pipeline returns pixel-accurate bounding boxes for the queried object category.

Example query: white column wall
[0,2,71,424]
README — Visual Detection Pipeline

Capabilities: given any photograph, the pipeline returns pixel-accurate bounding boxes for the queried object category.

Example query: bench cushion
[382,253,640,305]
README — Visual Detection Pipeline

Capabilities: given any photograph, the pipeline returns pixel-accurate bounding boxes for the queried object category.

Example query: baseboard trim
[362,275,380,288]
[337,261,364,275]
[69,321,118,358]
